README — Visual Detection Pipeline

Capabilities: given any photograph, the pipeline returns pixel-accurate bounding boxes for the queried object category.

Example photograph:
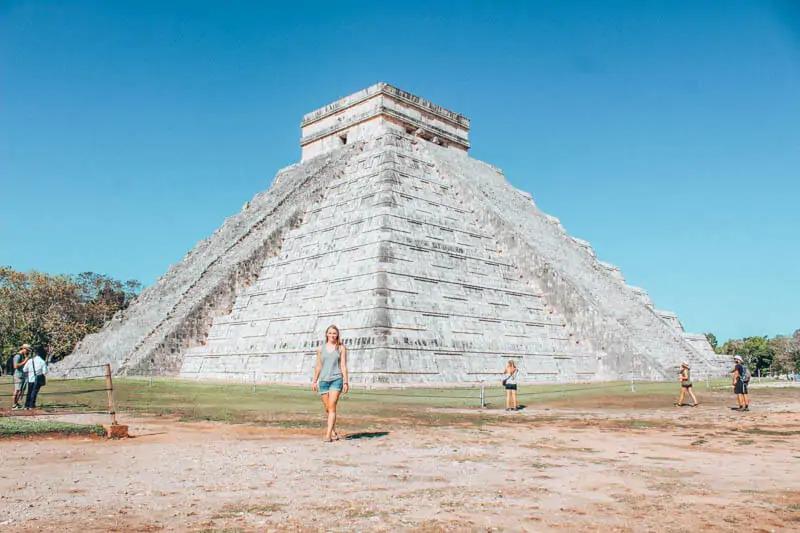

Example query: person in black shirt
[733,355,750,411]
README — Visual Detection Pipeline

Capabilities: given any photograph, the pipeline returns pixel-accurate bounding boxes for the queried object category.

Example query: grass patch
[744,428,800,436]
[211,502,283,519]
[16,376,741,431]
[0,417,105,438]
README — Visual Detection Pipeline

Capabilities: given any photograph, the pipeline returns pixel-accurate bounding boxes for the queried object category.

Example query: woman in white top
[312,325,349,443]
[501,360,519,411]
[22,347,48,410]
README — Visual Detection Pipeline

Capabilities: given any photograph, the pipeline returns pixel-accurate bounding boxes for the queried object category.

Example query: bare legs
[676,386,698,407]
[320,390,341,442]
[737,393,750,410]
[12,384,25,409]
[505,389,519,410]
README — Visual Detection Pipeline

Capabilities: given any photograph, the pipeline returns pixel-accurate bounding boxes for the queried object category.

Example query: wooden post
[105,363,117,425]
[102,364,128,438]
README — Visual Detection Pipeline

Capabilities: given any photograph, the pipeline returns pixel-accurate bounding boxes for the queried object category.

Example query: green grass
[8,376,733,431]
[0,417,105,438]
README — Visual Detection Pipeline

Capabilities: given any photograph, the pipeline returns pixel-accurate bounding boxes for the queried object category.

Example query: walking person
[674,362,698,407]
[22,347,48,410]
[733,355,750,411]
[11,344,32,410]
[502,360,519,411]
[312,325,349,443]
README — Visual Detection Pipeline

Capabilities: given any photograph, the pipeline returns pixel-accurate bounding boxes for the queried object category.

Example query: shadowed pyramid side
[55,148,357,378]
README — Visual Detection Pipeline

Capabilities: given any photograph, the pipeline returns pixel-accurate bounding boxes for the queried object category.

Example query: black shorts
[504,384,517,391]
[734,381,748,395]
[681,381,693,388]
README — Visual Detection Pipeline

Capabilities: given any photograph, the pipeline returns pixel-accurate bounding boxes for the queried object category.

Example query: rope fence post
[105,363,117,426]
[480,379,486,408]
[252,371,257,393]
[104,363,128,438]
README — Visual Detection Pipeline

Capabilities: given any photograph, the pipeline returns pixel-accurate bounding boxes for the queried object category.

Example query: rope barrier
[47,375,107,381]
[37,388,111,396]
[61,364,110,371]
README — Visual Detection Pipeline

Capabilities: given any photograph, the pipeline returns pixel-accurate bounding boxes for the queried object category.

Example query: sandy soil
[1,387,799,532]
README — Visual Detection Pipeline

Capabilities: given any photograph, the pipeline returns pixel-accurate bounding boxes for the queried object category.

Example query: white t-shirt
[22,356,47,383]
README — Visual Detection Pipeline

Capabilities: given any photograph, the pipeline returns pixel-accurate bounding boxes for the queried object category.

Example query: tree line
[0,266,140,364]
[704,331,800,376]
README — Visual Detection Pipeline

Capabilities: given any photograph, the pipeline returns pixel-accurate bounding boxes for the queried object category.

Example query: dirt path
[1,388,799,532]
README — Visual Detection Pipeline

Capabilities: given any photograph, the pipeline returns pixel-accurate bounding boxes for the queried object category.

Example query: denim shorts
[319,377,344,395]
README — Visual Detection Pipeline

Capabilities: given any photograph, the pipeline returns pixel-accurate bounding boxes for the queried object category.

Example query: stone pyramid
[60,83,729,383]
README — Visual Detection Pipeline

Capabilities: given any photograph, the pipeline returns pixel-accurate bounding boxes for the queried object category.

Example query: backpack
[740,365,751,383]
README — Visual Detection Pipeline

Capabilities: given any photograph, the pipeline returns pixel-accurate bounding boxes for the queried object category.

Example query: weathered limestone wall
[425,144,724,380]
[182,133,597,384]
[55,147,358,377]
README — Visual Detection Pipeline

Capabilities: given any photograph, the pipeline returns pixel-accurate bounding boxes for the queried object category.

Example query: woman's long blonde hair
[506,359,517,371]
[324,324,341,347]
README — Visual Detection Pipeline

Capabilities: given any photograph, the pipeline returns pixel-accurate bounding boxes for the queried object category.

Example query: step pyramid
[59,83,730,383]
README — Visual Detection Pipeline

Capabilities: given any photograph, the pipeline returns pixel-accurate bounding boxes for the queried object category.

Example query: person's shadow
[343,431,389,441]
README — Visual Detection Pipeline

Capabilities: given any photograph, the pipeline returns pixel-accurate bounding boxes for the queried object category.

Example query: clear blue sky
[1,1,798,342]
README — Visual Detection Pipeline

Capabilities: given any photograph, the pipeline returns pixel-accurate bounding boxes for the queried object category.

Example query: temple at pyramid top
[300,82,470,160]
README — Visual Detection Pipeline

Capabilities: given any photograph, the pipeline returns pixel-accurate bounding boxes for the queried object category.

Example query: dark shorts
[681,381,693,388]
[504,384,517,391]
[734,381,748,395]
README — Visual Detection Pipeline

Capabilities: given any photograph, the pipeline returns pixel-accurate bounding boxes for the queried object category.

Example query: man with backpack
[733,355,750,411]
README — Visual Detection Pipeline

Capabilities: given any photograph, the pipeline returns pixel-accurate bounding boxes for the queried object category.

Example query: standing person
[501,360,519,411]
[22,347,48,410]
[312,325,349,443]
[11,344,32,410]
[674,362,698,407]
[733,355,750,411]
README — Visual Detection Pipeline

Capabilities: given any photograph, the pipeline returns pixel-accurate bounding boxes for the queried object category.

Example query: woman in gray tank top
[312,325,350,443]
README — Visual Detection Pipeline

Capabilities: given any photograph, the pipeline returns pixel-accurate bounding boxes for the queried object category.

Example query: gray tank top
[319,344,343,382]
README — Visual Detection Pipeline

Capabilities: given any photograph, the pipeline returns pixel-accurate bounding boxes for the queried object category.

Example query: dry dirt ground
[1,386,799,532]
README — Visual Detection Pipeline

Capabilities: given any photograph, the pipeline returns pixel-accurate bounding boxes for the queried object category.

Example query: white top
[22,355,48,383]
[502,369,519,385]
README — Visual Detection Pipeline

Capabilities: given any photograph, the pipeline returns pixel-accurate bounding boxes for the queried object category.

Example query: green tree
[0,267,141,362]
[704,332,718,350]
[719,339,744,356]
[768,336,794,376]
[741,336,775,374]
